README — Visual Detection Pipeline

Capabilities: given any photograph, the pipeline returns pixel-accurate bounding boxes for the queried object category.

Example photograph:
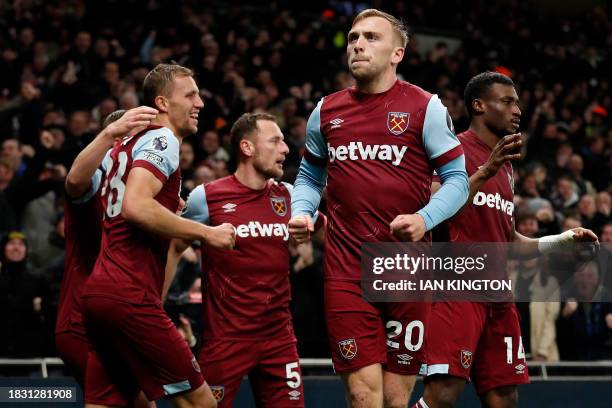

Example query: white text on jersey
[473,192,514,216]
[327,142,407,166]
[235,222,289,241]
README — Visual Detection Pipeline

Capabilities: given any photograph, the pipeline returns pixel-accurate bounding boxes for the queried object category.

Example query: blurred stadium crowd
[0,0,610,364]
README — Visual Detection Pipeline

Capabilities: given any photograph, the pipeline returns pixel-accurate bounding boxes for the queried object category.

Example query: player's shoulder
[270,180,292,197]
[138,126,176,149]
[397,80,433,107]
[204,175,234,193]
[320,87,353,110]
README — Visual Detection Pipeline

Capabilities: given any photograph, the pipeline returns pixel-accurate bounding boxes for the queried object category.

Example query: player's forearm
[418,157,469,231]
[512,229,579,259]
[65,128,113,198]
[511,230,540,258]
[467,168,492,205]
[122,197,207,241]
[291,158,326,218]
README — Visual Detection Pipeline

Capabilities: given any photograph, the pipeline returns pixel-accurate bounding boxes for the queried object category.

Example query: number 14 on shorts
[503,336,525,364]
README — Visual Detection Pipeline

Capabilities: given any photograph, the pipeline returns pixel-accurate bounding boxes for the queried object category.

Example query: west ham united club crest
[270,197,287,216]
[460,350,473,369]
[339,338,358,360]
[387,112,410,135]
[210,386,224,402]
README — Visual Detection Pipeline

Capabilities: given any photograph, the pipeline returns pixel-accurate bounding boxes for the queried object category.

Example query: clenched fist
[288,215,314,244]
[390,213,426,242]
[203,223,236,249]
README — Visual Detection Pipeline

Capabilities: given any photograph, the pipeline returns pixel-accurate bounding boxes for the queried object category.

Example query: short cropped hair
[230,112,277,159]
[464,71,515,118]
[102,109,126,128]
[352,9,409,48]
[143,63,194,108]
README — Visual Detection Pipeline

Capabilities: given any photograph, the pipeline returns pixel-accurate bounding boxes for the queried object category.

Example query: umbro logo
[330,118,344,129]
[397,354,413,365]
[222,203,237,213]
[515,363,526,374]
[288,390,301,400]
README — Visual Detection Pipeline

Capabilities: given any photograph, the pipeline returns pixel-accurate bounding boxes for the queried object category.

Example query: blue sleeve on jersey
[422,95,461,161]
[72,169,103,204]
[291,159,327,218]
[284,181,320,223]
[305,99,328,159]
[417,155,469,231]
[183,184,209,224]
[100,148,112,173]
[291,99,328,218]
[132,127,180,178]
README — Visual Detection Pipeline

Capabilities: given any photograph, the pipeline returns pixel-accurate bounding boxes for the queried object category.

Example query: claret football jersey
[84,126,181,302]
[303,80,463,282]
[183,175,295,340]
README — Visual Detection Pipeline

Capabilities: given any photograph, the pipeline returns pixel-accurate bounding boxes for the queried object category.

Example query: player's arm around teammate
[65,106,158,199]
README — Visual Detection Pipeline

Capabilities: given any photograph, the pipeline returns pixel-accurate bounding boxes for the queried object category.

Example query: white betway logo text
[328,142,407,166]
[235,222,289,241]
[473,192,514,215]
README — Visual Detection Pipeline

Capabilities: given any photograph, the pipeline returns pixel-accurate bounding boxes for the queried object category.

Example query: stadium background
[0,0,610,406]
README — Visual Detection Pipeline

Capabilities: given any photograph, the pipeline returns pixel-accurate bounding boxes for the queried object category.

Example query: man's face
[562,217,581,231]
[574,263,599,300]
[249,120,289,179]
[480,84,521,136]
[517,217,538,237]
[347,17,402,83]
[202,131,219,153]
[558,179,574,200]
[578,195,596,218]
[68,111,89,137]
[1,140,21,164]
[179,143,194,169]
[166,76,204,138]
[4,238,26,263]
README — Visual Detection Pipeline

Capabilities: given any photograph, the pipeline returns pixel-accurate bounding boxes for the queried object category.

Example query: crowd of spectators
[0,0,610,362]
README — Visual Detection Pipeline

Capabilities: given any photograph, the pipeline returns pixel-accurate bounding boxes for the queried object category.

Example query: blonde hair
[352,9,409,48]
[143,63,194,108]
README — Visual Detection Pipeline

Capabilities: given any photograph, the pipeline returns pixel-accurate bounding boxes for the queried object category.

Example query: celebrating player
[168,113,324,407]
[56,107,155,389]
[289,9,469,408]
[414,71,599,408]
[81,63,234,408]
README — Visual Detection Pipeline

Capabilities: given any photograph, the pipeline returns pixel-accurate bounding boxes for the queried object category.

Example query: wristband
[537,230,575,254]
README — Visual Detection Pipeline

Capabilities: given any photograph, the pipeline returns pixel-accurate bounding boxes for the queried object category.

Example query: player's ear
[391,46,404,65]
[473,99,485,115]
[240,139,254,157]
[154,95,168,113]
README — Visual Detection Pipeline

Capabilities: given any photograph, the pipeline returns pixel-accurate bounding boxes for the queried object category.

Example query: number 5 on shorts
[286,362,301,389]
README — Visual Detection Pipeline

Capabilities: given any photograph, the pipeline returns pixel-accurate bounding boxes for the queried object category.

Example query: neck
[152,115,182,142]
[234,162,267,190]
[356,70,397,94]
[468,121,499,149]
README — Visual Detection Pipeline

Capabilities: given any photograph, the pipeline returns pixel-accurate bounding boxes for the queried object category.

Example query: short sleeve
[303,99,328,166]
[132,127,180,182]
[422,95,464,169]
